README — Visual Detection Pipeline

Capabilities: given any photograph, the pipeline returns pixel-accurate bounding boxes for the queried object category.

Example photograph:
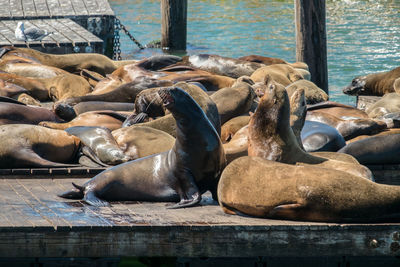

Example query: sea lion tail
[58,182,85,199]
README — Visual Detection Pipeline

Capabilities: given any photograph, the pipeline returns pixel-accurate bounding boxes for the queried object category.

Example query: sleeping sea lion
[59,86,226,207]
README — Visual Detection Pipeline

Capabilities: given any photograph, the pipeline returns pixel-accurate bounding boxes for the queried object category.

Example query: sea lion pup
[307,101,369,119]
[221,116,250,143]
[210,77,257,125]
[343,66,400,96]
[286,79,328,104]
[167,54,264,78]
[338,134,400,165]
[60,78,173,106]
[306,111,387,140]
[247,81,373,180]
[250,64,304,86]
[112,126,175,159]
[0,124,80,168]
[1,46,138,76]
[0,102,62,125]
[39,110,126,131]
[218,156,400,222]
[136,82,221,137]
[59,86,226,207]
[65,126,132,166]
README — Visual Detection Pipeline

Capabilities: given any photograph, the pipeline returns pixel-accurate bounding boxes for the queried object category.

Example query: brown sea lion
[223,125,249,165]
[0,72,49,101]
[0,124,79,168]
[306,110,387,140]
[250,64,304,86]
[307,101,369,119]
[112,125,175,159]
[346,128,400,144]
[0,79,27,97]
[218,156,400,222]
[0,102,61,125]
[16,93,41,106]
[286,79,328,104]
[1,46,139,76]
[210,78,256,125]
[46,74,92,101]
[366,92,400,118]
[238,55,309,70]
[59,86,226,207]
[247,80,373,180]
[0,61,69,78]
[289,88,307,150]
[221,115,250,143]
[40,111,126,131]
[343,66,400,96]
[65,126,132,166]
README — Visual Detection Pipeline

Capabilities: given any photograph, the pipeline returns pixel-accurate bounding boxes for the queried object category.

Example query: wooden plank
[95,0,114,15]
[9,0,24,18]
[85,0,100,15]
[2,20,42,45]
[70,0,88,16]
[0,0,11,17]
[0,179,51,227]
[0,30,12,46]
[22,0,37,17]
[46,0,62,17]
[32,0,50,17]
[61,18,101,44]
[47,19,86,45]
[28,19,58,44]
[59,0,75,16]
[0,20,26,45]
[4,179,70,228]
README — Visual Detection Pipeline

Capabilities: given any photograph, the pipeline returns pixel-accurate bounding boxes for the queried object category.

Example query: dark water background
[109,0,400,105]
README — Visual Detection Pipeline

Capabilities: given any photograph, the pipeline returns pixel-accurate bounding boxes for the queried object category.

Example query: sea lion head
[343,76,367,95]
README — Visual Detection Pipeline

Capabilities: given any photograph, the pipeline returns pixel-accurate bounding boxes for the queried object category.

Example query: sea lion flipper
[84,191,110,207]
[268,203,303,218]
[122,112,148,127]
[167,191,201,209]
[81,146,110,167]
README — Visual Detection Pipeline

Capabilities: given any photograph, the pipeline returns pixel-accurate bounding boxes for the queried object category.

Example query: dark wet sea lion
[306,110,387,140]
[0,124,80,168]
[112,125,175,159]
[59,86,226,207]
[247,80,372,180]
[65,126,131,166]
[0,102,61,125]
[343,66,400,96]
[338,134,400,165]
[301,120,346,152]
[218,156,400,222]
[40,110,126,131]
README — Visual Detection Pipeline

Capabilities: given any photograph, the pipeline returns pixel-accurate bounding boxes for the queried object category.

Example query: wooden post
[295,0,328,94]
[161,0,187,51]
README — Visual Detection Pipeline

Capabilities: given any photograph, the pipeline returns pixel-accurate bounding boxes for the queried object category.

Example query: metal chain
[113,18,144,60]
[113,18,122,60]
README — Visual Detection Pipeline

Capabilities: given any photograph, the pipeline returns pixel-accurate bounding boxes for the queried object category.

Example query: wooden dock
[0,0,115,55]
[1,176,400,261]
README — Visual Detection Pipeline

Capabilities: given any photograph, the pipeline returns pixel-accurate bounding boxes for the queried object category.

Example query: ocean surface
[109,0,400,105]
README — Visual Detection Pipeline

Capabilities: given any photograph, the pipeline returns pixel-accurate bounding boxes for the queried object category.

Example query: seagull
[15,22,53,41]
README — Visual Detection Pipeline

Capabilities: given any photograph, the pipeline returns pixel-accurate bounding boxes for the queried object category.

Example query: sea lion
[346,128,400,144]
[218,156,400,222]
[59,86,226,207]
[286,79,328,104]
[289,88,307,150]
[247,80,372,180]
[65,126,132,166]
[221,116,250,143]
[159,72,235,91]
[366,92,400,118]
[301,121,346,152]
[39,111,126,131]
[16,93,41,106]
[136,82,221,137]
[112,125,175,159]
[223,125,249,164]
[307,101,369,119]
[1,46,138,76]
[343,66,400,96]
[0,79,27,97]
[0,61,69,78]
[0,124,79,168]
[306,110,387,140]
[0,102,61,125]
[250,64,304,86]
[338,134,400,165]
[210,78,256,125]
[46,74,92,101]
[0,72,49,101]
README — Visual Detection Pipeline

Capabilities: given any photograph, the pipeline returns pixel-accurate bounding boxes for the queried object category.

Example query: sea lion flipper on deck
[167,169,201,209]
[84,191,110,207]
[81,146,110,167]
[58,183,84,199]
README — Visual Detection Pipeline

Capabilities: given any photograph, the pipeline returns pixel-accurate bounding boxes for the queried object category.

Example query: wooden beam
[295,0,328,94]
[161,0,187,51]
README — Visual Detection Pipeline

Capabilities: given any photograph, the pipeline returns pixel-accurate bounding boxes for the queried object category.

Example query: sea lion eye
[269,84,275,91]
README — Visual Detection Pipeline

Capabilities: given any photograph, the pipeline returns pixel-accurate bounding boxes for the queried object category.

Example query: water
[109,0,400,105]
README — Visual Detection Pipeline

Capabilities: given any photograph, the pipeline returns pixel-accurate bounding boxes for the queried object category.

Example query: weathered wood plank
[22,0,37,17]
[0,20,26,45]
[2,20,42,45]
[0,31,12,46]
[33,0,51,17]
[48,19,86,44]
[85,0,100,15]
[9,0,24,18]
[59,0,75,16]
[46,0,62,17]
[61,18,101,43]
[69,0,89,16]
[0,0,11,17]
[95,0,113,14]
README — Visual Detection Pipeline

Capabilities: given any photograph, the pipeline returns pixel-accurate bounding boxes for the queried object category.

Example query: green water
[109,0,400,105]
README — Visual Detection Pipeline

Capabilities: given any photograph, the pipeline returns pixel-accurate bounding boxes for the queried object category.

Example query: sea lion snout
[343,77,366,95]
[158,87,176,107]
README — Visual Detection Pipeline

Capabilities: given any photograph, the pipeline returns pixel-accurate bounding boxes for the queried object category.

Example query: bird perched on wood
[15,22,53,41]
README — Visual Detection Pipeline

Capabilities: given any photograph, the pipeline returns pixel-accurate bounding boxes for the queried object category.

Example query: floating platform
[0,0,115,55]
[1,177,400,260]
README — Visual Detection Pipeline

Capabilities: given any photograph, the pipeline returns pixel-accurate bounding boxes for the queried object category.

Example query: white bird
[15,22,53,41]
